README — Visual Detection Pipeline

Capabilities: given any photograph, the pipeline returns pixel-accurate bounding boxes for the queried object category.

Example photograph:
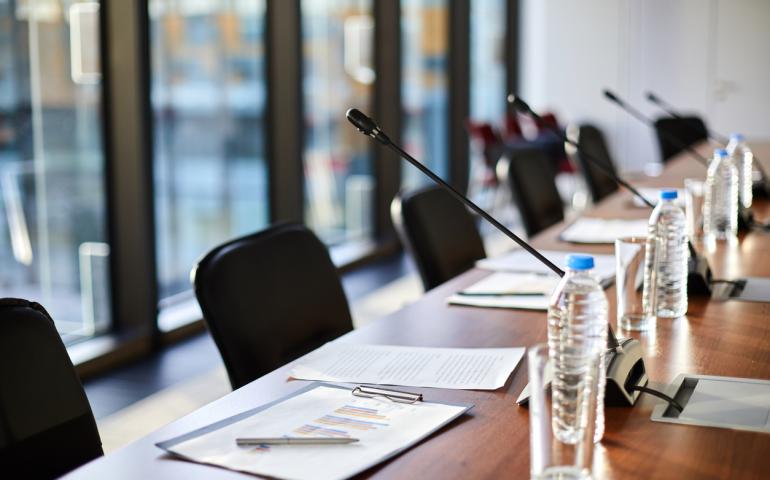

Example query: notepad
[448,292,550,311]
[560,218,648,244]
[157,383,471,480]
[290,343,525,390]
[446,272,553,311]
[477,250,616,286]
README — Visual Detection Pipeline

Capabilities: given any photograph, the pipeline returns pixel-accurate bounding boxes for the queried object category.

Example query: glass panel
[0,0,110,342]
[470,0,505,122]
[468,0,506,198]
[401,0,449,189]
[150,0,268,305]
[302,0,374,246]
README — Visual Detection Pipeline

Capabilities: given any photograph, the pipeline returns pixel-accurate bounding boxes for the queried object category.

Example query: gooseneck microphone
[645,91,770,196]
[603,89,709,167]
[509,94,713,295]
[347,108,648,407]
[645,92,729,145]
[507,95,655,209]
[346,108,564,277]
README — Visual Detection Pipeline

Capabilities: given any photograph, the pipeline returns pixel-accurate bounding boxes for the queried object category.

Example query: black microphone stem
[646,92,770,186]
[647,93,730,145]
[384,141,565,278]
[508,96,655,209]
[604,90,709,167]
[509,95,706,291]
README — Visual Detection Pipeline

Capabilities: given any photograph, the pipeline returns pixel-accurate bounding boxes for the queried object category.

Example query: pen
[236,437,360,446]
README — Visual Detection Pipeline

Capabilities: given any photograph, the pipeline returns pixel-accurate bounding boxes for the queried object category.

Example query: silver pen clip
[352,385,423,404]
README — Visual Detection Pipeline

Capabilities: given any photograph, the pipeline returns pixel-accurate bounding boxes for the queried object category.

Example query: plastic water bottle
[642,190,688,319]
[547,254,608,444]
[703,149,739,242]
[726,133,753,209]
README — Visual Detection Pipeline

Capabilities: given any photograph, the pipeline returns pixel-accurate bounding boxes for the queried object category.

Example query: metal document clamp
[352,385,423,404]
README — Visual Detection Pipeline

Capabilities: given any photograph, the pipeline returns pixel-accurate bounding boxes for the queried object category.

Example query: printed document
[290,343,524,390]
[158,384,470,480]
[560,218,648,244]
[632,188,684,208]
[477,250,616,285]
[446,272,554,311]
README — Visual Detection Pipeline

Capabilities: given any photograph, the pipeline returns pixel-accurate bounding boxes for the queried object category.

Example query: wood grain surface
[64,143,770,480]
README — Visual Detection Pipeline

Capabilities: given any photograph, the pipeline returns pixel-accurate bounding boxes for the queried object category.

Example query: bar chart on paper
[295,402,394,437]
[158,384,471,480]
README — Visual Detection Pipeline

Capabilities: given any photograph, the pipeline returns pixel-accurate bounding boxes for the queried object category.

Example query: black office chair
[192,223,354,390]
[504,148,564,237]
[0,298,103,478]
[391,186,487,291]
[653,116,709,162]
[574,124,620,203]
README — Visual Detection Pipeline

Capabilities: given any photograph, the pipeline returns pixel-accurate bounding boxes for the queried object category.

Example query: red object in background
[534,111,575,174]
[466,120,505,186]
[503,113,524,141]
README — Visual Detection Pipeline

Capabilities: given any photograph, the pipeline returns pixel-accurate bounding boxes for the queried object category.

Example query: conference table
[66,143,770,479]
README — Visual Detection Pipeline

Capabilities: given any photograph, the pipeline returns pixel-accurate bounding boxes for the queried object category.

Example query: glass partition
[400,0,449,189]
[468,0,506,199]
[0,0,110,342]
[302,0,375,246]
[149,0,268,307]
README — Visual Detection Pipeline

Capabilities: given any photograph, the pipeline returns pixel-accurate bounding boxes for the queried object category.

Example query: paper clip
[352,385,423,404]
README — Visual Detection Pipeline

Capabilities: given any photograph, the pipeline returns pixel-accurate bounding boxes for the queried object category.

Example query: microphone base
[738,208,753,232]
[688,253,713,296]
[605,338,647,406]
[516,338,648,408]
[752,179,770,198]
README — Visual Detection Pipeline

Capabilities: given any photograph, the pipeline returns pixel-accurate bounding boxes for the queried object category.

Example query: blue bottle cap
[660,190,678,200]
[715,148,728,157]
[730,133,744,141]
[566,254,594,271]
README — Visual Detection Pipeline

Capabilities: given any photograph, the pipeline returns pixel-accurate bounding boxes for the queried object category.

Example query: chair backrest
[575,124,619,203]
[653,116,709,162]
[192,223,354,390]
[0,298,102,478]
[391,186,486,291]
[505,148,565,237]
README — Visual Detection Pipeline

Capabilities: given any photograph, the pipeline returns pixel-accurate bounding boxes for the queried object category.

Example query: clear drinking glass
[684,178,705,240]
[528,344,597,480]
[615,237,656,331]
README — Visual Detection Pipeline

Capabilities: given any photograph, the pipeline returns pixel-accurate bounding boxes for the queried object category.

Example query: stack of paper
[446,272,554,311]
[560,218,648,244]
[289,343,525,390]
[476,249,616,285]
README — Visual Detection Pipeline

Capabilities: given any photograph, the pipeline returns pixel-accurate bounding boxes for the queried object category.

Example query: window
[400,0,449,189]
[302,0,375,246]
[149,0,268,309]
[470,0,506,123]
[468,0,506,197]
[0,1,109,343]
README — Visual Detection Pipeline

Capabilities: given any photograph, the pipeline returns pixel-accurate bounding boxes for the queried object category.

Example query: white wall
[520,0,770,173]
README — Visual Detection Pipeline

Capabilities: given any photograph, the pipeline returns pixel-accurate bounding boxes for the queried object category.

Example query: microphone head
[346,108,390,144]
[346,108,376,135]
[506,94,531,113]
[645,91,660,103]
[602,89,622,105]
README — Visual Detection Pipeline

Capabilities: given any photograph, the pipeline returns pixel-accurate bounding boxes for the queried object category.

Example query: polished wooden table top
[66,143,770,479]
